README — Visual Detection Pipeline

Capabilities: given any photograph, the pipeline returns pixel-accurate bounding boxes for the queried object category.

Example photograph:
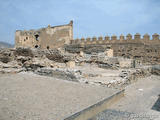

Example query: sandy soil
[92,75,160,120]
[0,72,119,120]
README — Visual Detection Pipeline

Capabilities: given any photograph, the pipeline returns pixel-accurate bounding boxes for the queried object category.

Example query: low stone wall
[35,68,82,82]
[64,89,125,120]
[127,66,152,84]
[65,43,160,64]
[118,58,134,68]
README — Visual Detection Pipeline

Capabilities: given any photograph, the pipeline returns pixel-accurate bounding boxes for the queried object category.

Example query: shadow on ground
[152,95,160,112]
[89,109,152,120]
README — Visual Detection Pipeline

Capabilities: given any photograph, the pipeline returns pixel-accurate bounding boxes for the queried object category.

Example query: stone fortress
[69,33,160,64]
[15,21,73,49]
[15,21,160,64]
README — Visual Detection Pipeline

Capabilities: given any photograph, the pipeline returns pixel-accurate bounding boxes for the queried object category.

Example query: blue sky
[0,0,160,44]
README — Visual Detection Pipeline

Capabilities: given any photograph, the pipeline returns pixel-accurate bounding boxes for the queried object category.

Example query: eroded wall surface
[69,33,160,64]
[15,21,73,49]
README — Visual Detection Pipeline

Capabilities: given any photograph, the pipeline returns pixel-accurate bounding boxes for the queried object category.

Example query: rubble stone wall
[69,34,160,64]
[15,21,73,49]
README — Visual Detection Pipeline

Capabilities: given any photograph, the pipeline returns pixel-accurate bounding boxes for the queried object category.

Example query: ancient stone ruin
[15,21,160,65]
[68,33,160,64]
[0,21,160,120]
[15,21,73,49]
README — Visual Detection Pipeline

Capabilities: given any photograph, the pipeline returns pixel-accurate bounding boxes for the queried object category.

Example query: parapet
[126,34,132,40]
[71,33,160,45]
[152,33,159,40]
[120,34,125,41]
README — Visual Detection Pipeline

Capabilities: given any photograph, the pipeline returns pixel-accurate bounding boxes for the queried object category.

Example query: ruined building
[15,21,160,64]
[15,21,73,49]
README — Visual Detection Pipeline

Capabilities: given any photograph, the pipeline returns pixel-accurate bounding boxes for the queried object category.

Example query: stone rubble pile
[75,52,119,69]
[0,47,75,73]
[151,65,160,75]
[0,47,156,88]
[0,48,14,63]
[35,68,82,82]
[79,67,152,88]
[0,47,136,73]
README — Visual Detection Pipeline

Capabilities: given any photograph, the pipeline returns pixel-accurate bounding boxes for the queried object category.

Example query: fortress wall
[15,30,39,48]
[70,34,160,64]
[71,33,160,45]
[15,21,73,49]
[86,37,91,44]
[152,33,160,45]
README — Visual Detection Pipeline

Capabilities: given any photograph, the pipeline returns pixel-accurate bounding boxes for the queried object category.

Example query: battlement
[71,33,160,45]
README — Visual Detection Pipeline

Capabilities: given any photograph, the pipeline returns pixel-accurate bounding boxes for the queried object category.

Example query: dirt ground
[92,75,160,120]
[0,72,119,120]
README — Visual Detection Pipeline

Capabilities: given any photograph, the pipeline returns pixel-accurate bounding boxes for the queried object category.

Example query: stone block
[79,51,84,57]
[106,49,113,57]
[66,61,75,68]
[119,58,134,68]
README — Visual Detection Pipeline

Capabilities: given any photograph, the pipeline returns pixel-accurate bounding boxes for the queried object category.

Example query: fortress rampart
[15,21,160,64]
[67,33,160,64]
[70,33,160,45]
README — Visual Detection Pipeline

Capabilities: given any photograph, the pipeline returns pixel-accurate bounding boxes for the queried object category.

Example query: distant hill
[0,41,14,48]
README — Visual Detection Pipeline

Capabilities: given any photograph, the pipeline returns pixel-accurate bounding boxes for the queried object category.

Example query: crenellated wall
[68,33,160,64]
[70,33,160,45]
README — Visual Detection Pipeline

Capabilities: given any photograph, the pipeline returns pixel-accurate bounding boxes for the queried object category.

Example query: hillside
[0,41,13,48]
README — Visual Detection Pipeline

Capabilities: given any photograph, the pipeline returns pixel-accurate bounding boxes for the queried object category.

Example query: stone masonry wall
[69,33,160,64]
[70,33,160,46]
[15,21,73,49]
